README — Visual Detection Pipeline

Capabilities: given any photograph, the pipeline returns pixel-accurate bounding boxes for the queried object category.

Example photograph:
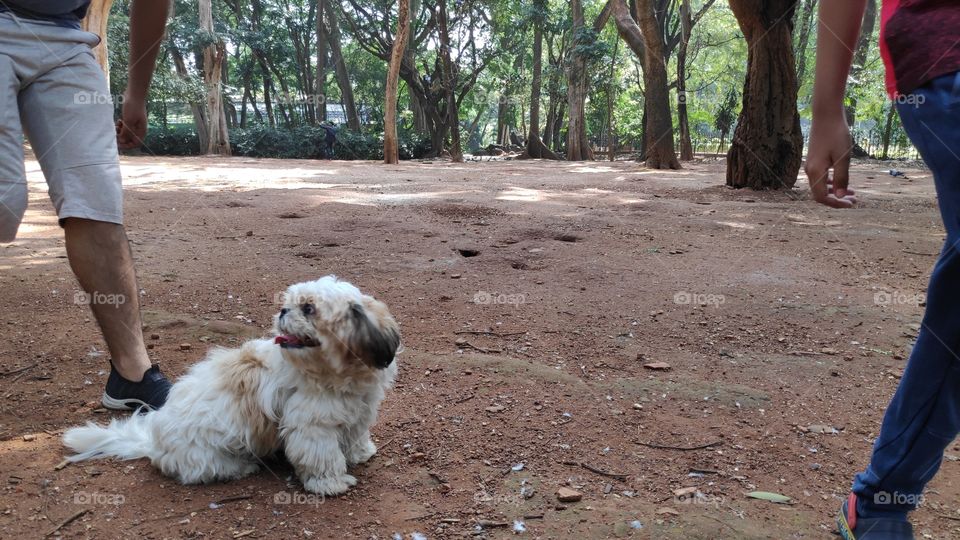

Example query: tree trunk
[405,0,428,134]
[81,0,115,78]
[315,0,329,123]
[845,0,877,127]
[200,0,231,155]
[543,95,556,149]
[524,0,561,160]
[496,95,509,145]
[170,44,209,151]
[793,0,817,85]
[566,0,612,161]
[633,0,680,168]
[437,0,462,161]
[676,0,694,160]
[553,100,566,151]
[606,36,618,161]
[726,0,802,189]
[384,0,410,164]
[324,1,361,131]
[881,101,895,159]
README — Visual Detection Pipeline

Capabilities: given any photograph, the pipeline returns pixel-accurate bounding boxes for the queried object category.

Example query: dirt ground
[1,155,958,540]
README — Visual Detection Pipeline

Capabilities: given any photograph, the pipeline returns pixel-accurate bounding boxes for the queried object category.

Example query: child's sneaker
[101,363,172,411]
[838,493,914,540]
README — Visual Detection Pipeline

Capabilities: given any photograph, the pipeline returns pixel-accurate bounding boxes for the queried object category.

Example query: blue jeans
[853,70,960,519]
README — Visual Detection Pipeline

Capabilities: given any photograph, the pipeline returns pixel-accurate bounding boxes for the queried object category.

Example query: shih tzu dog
[63,276,400,496]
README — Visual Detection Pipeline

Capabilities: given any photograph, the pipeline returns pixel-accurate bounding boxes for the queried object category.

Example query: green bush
[142,126,201,156]
[140,125,432,160]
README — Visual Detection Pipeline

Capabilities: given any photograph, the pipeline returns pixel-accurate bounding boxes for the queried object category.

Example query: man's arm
[805,0,868,209]
[117,0,172,150]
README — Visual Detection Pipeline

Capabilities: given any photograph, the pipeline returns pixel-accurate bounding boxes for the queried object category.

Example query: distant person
[0,1,173,409]
[806,2,960,538]
[320,122,337,158]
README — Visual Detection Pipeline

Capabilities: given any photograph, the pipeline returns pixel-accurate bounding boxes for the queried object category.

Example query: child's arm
[117,0,172,150]
[805,0,868,209]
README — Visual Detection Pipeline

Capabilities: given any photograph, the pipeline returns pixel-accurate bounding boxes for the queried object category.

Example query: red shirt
[881,0,960,96]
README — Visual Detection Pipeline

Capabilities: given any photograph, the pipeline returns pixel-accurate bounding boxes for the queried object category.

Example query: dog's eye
[302,303,316,316]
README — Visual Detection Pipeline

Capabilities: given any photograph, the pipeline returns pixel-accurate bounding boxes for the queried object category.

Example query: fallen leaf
[747,491,792,504]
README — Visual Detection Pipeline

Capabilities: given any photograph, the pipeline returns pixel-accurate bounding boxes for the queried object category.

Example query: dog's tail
[63,411,156,462]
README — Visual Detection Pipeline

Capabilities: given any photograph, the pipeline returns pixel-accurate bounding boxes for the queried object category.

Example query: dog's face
[273,276,400,372]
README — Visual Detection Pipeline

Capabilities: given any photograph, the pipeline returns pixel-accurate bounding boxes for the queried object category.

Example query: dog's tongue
[274,334,302,347]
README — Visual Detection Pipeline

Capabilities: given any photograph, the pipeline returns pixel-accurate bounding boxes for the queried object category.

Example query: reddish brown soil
[1,156,958,539]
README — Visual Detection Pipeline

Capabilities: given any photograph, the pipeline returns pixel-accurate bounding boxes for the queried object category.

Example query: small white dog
[63,276,400,496]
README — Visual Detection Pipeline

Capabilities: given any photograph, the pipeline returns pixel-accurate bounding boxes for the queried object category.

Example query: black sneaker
[101,363,173,411]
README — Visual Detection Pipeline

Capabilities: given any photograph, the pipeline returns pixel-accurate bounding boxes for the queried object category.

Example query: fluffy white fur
[63,276,400,496]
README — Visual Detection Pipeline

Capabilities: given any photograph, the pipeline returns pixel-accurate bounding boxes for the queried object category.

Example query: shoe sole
[101,393,155,412]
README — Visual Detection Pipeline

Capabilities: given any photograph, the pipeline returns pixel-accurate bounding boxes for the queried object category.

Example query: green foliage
[142,126,430,161]
[142,126,201,156]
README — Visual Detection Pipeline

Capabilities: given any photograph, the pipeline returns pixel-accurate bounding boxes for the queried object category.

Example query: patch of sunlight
[581,187,615,194]
[497,187,544,202]
[787,214,842,227]
[378,191,470,202]
[568,165,617,173]
[717,221,757,230]
[618,198,648,204]
[14,222,56,235]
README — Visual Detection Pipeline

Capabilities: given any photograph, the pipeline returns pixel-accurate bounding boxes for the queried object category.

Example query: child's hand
[116,94,148,150]
[805,115,858,209]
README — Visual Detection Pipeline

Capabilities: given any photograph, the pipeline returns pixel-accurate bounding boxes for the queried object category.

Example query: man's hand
[117,0,171,150]
[805,115,857,209]
[807,0,868,209]
[116,95,147,150]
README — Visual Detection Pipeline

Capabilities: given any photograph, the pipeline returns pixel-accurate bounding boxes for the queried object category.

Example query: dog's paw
[302,474,358,496]
[347,440,377,465]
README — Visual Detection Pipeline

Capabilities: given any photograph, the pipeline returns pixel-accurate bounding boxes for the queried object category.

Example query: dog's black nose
[280,308,289,317]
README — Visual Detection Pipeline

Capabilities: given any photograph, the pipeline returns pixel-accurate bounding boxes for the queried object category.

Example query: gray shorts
[0,11,123,242]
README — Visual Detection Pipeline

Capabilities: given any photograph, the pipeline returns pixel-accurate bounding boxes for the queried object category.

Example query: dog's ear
[348,299,400,369]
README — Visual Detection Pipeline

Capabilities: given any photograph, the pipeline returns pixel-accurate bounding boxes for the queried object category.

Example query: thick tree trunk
[384,0,410,164]
[845,0,877,127]
[726,0,802,189]
[324,1,361,131]
[81,0,115,78]
[634,0,680,169]
[200,0,231,155]
[171,44,209,151]
[437,0,462,161]
[524,0,561,160]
